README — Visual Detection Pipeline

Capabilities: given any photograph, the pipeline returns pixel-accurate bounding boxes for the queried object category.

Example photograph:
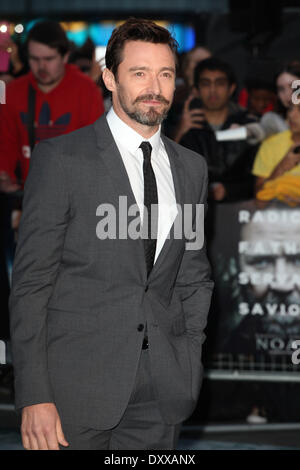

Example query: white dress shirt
[106,107,178,263]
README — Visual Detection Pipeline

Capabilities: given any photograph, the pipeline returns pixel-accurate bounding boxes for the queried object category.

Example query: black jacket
[179,108,258,201]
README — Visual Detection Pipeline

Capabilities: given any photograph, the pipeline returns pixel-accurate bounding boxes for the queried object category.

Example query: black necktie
[139,141,158,277]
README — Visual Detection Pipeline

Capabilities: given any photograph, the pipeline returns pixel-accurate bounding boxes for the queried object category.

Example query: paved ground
[1,425,299,450]
[1,370,300,451]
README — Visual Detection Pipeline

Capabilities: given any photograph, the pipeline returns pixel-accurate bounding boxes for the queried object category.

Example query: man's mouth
[141,100,163,105]
[38,71,48,79]
[134,95,169,106]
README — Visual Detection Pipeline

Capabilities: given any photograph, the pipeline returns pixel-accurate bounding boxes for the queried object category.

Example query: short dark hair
[194,57,236,88]
[26,21,70,56]
[105,17,178,77]
[275,60,300,117]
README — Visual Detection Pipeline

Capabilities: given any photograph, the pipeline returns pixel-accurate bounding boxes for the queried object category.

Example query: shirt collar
[106,106,161,157]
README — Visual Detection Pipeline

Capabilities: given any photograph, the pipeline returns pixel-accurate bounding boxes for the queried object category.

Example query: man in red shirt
[0,21,104,192]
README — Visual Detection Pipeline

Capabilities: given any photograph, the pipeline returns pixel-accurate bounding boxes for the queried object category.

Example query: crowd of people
[0,21,105,193]
[0,19,300,433]
[0,20,299,207]
[164,48,300,205]
[0,21,300,205]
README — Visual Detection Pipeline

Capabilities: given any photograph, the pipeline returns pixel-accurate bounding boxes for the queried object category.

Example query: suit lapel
[147,136,186,280]
[93,116,186,282]
[93,116,147,279]
[94,115,139,211]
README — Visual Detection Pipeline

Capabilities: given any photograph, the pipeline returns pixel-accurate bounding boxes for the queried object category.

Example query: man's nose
[208,82,217,92]
[271,257,294,292]
[38,60,46,68]
[147,75,161,95]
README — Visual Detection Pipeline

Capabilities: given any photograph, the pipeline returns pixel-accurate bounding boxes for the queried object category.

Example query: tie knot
[139,141,152,162]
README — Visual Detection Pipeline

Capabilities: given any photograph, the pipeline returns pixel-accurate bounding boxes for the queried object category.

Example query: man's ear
[102,68,116,92]
[229,83,237,97]
[63,52,70,64]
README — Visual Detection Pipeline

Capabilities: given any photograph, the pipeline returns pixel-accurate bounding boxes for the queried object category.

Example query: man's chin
[206,104,224,112]
[134,107,169,126]
[36,77,56,86]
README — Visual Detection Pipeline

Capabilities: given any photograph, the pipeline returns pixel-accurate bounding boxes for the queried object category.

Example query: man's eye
[245,257,271,270]
[135,72,144,77]
[253,260,270,269]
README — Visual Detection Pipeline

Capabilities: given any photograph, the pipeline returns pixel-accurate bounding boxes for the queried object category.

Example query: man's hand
[256,144,300,194]
[272,144,300,177]
[259,144,300,186]
[0,38,23,75]
[174,93,206,143]
[279,144,300,172]
[0,172,21,193]
[21,403,69,450]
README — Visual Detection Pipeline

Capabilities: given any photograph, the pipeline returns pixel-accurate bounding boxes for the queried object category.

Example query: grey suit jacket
[9,114,214,429]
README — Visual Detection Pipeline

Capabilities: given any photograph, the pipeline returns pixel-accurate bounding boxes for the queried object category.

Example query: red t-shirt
[0,63,104,184]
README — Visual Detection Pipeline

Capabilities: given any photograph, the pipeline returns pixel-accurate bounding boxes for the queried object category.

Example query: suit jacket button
[137,324,144,332]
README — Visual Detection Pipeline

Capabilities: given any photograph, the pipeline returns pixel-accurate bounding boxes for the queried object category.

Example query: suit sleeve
[174,158,214,350]
[9,139,70,410]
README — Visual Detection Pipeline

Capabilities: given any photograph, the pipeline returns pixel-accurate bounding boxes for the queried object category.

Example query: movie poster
[205,199,300,371]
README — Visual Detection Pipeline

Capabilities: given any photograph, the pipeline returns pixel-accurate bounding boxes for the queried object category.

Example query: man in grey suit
[9,18,214,450]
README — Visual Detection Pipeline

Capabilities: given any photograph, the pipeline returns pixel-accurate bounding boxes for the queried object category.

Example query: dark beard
[242,286,300,335]
[125,106,169,126]
[118,90,171,126]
